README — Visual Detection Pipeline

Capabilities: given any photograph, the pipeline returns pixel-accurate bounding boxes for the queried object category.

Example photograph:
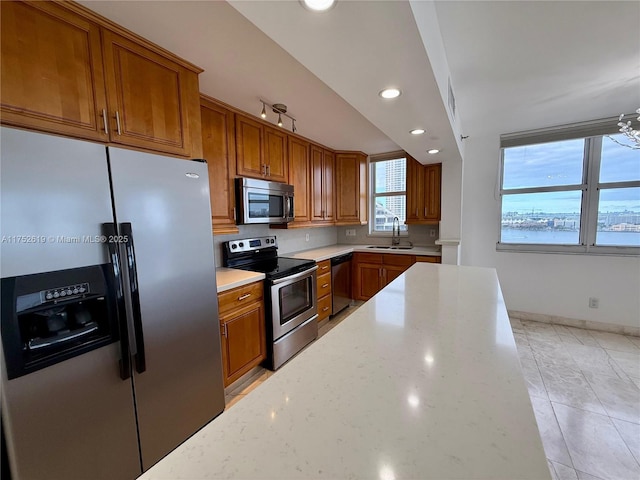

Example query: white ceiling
[79,1,640,164]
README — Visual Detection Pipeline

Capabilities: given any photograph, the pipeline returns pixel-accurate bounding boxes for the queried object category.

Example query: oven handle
[270,265,318,285]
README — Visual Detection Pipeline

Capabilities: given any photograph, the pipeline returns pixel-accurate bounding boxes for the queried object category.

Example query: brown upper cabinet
[310,145,335,223]
[335,152,368,225]
[406,157,442,224]
[235,113,288,183]
[0,1,203,158]
[200,96,238,235]
[288,137,312,224]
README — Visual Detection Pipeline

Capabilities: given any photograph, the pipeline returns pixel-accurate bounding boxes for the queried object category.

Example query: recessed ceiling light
[301,0,336,12]
[379,88,401,99]
[410,129,425,135]
[428,149,440,154]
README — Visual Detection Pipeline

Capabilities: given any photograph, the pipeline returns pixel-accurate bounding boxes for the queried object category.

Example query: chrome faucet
[392,216,400,245]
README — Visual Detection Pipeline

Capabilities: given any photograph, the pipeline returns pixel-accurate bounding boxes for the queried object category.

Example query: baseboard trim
[508,310,639,337]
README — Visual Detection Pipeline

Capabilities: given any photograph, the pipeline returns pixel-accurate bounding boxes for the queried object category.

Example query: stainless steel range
[223,237,318,370]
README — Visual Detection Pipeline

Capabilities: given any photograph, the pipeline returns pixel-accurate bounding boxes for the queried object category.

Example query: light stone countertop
[215,267,265,293]
[286,244,441,262]
[141,264,550,480]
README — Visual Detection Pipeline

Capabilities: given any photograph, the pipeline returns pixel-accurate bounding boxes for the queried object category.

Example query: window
[499,124,640,254]
[370,155,408,234]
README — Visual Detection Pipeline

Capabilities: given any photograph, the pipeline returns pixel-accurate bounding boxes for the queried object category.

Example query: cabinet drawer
[354,253,383,264]
[317,294,332,322]
[415,256,440,264]
[317,272,332,298]
[317,259,331,275]
[383,254,414,266]
[218,281,263,316]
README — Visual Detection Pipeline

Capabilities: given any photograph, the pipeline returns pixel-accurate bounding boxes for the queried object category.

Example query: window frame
[368,152,409,237]
[497,123,640,256]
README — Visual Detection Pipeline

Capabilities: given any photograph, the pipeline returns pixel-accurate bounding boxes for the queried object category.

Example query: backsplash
[336,225,438,247]
[213,225,338,266]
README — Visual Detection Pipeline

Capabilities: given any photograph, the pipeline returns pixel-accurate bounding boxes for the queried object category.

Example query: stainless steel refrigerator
[0,127,225,480]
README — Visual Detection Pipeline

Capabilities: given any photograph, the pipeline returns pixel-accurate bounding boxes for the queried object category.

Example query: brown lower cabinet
[217,281,266,387]
[316,260,332,321]
[353,253,441,300]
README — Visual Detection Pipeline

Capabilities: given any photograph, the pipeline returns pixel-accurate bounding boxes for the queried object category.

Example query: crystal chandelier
[612,109,640,149]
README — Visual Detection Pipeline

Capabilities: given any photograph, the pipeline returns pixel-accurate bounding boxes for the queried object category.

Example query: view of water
[501,229,640,247]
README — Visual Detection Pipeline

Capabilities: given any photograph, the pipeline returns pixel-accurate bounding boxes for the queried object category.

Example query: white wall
[459,135,640,329]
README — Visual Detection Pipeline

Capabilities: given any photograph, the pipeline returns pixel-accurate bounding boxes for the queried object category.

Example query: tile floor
[225,311,640,480]
[511,318,640,480]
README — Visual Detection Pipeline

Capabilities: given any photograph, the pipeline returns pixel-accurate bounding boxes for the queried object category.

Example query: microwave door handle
[284,195,289,219]
[102,222,132,380]
[120,223,146,374]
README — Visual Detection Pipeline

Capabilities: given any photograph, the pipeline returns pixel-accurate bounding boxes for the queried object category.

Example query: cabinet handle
[221,324,227,338]
[238,293,252,301]
[322,306,330,312]
[266,165,270,176]
[115,111,122,135]
[321,265,329,271]
[322,283,329,288]
[415,208,418,217]
[101,109,109,135]
[355,209,358,217]
[424,207,427,217]
[379,268,382,277]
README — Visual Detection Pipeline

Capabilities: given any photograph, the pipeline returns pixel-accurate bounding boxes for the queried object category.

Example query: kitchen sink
[365,245,413,250]
[390,246,413,250]
[366,246,391,249]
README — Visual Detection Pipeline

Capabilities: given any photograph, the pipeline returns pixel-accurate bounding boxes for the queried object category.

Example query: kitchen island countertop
[142,264,550,480]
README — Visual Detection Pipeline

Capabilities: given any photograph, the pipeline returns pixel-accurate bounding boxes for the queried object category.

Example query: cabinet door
[1,1,108,141]
[201,99,238,234]
[335,153,359,223]
[354,263,383,300]
[288,137,311,223]
[264,126,288,182]
[423,164,442,221]
[323,150,335,221]
[405,156,422,223]
[102,29,195,156]
[384,264,409,286]
[235,114,264,179]
[220,302,266,387]
[310,145,326,221]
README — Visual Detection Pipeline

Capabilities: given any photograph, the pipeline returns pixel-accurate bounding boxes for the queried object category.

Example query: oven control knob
[239,242,244,248]
[231,244,237,249]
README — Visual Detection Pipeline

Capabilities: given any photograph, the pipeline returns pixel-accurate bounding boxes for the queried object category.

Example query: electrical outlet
[429,230,436,238]
[346,229,356,237]
[305,233,310,242]
[589,297,599,309]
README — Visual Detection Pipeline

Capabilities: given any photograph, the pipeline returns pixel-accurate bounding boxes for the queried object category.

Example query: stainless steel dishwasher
[331,253,352,315]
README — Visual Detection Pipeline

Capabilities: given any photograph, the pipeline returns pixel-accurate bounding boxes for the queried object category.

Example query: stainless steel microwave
[235,177,294,224]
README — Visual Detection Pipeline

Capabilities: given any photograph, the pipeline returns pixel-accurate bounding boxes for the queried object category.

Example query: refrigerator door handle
[120,222,147,374]
[102,222,132,380]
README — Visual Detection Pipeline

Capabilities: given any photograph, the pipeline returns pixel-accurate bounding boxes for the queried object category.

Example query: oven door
[270,266,317,340]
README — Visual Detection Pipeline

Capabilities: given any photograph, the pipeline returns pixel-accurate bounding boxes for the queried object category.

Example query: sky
[502,134,640,214]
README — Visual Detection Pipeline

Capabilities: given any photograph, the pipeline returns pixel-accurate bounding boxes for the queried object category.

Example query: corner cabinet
[200,96,238,235]
[235,114,288,183]
[406,157,442,224]
[289,136,312,224]
[217,282,266,387]
[0,1,203,158]
[310,145,335,223]
[335,152,368,225]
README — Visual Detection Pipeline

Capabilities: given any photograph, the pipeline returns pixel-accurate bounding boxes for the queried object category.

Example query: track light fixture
[259,99,297,132]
